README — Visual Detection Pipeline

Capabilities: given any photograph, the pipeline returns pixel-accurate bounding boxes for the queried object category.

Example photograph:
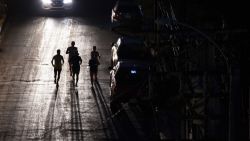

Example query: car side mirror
[111,42,115,47]
[138,5,143,15]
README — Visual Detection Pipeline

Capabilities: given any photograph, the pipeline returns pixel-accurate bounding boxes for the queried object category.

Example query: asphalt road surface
[0,4,159,140]
[0,14,121,140]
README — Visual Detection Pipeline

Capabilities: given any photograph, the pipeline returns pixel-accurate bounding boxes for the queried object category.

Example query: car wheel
[110,100,121,114]
[110,59,113,68]
[109,76,112,86]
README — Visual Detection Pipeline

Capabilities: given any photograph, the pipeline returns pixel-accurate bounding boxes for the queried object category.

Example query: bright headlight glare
[63,0,72,4]
[41,0,52,4]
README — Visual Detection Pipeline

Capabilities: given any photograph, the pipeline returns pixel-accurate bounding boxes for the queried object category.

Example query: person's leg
[72,72,76,85]
[75,67,80,86]
[69,62,72,76]
[90,71,93,86]
[94,69,98,82]
[76,73,79,87]
[54,69,57,84]
[57,69,61,84]
[71,64,76,79]
[93,72,96,82]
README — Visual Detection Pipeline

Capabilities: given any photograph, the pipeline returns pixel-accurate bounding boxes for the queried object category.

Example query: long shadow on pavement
[70,81,84,141]
[91,82,115,140]
[93,81,143,141]
[44,86,58,141]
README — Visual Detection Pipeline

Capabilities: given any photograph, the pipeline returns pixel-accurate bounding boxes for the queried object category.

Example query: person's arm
[61,56,64,65]
[66,48,69,54]
[90,51,93,58]
[88,59,92,66]
[79,57,82,65]
[98,52,101,59]
[51,56,54,66]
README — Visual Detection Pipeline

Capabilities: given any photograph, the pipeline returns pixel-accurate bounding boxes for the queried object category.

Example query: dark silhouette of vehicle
[110,36,151,67]
[111,0,143,28]
[40,0,73,10]
[109,61,150,113]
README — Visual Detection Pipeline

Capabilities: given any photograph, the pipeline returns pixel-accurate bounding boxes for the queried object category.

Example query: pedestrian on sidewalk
[51,49,64,85]
[71,51,82,87]
[66,41,78,76]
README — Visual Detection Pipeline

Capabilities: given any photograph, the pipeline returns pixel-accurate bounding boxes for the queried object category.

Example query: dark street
[0,0,248,140]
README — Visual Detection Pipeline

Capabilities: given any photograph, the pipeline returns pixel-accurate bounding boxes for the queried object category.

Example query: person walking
[51,49,64,85]
[71,51,82,87]
[66,41,78,76]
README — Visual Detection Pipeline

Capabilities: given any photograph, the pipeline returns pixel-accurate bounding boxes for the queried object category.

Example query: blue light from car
[131,70,137,74]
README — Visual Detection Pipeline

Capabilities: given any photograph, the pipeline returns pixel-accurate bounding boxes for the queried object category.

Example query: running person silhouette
[91,46,100,63]
[51,49,64,85]
[88,57,99,86]
[71,51,82,86]
[89,46,100,86]
[66,41,78,76]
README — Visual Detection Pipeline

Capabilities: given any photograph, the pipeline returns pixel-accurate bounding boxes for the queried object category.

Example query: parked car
[110,61,150,113]
[40,0,73,10]
[111,0,143,28]
[111,36,151,67]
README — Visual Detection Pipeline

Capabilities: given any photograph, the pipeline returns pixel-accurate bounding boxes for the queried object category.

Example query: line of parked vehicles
[109,0,152,113]
[111,0,143,30]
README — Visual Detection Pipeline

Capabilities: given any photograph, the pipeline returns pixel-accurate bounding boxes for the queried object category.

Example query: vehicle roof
[117,36,144,46]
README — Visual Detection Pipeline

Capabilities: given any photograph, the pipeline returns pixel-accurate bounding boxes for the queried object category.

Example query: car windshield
[116,68,148,85]
[117,43,151,60]
[117,5,140,14]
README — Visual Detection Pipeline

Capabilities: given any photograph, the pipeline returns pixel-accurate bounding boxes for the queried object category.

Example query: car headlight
[130,70,137,74]
[63,0,72,4]
[41,0,52,4]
